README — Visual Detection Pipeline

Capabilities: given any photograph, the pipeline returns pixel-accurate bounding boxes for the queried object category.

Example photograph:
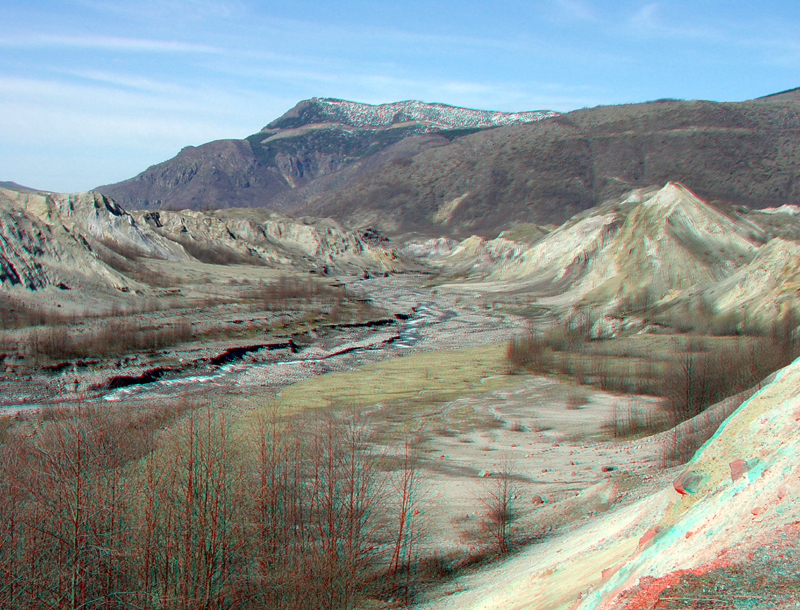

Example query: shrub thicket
[0,405,432,609]
[507,312,800,459]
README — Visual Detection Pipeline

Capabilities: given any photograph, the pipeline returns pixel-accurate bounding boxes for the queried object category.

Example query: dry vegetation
[0,275,384,364]
[0,403,510,609]
[507,311,800,461]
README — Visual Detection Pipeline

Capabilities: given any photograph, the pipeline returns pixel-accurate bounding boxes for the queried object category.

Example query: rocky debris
[689,237,800,322]
[673,470,702,496]
[401,237,459,258]
[359,227,389,246]
[729,458,749,482]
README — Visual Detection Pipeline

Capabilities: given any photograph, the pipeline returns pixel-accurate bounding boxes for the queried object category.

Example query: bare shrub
[463,461,518,557]
[0,293,72,330]
[26,318,195,361]
[0,405,165,608]
[135,407,246,609]
[506,332,551,372]
[246,411,389,609]
[508,308,800,461]
[607,401,655,438]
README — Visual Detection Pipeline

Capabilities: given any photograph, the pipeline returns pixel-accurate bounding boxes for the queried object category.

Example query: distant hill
[96,98,556,213]
[753,86,800,102]
[0,181,41,192]
[314,97,800,237]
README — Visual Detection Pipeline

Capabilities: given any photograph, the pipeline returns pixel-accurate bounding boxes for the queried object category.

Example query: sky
[1,0,799,193]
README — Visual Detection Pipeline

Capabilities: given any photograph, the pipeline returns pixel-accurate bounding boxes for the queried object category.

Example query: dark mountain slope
[753,87,800,102]
[96,98,555,211]
[314,98,800,237]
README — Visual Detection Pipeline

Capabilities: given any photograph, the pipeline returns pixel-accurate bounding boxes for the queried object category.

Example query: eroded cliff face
[0,184,416,318]
[0,186,173,294]
[417,182,800,330]
[133,207,416,275]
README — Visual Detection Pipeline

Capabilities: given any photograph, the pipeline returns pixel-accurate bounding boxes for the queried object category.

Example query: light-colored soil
[0,268,707,609]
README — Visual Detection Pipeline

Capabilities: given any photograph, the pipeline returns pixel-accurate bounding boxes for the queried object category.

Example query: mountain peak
[263,98,558,132]
[642,181,704,213]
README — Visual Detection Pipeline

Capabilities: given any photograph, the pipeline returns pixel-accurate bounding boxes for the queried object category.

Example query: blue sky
[1,0,799,192]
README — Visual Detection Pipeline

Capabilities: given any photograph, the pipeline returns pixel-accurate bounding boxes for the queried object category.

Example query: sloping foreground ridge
[428,356,800,609]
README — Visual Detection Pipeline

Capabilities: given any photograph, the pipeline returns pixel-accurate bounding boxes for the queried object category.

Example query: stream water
[0,279,525,412]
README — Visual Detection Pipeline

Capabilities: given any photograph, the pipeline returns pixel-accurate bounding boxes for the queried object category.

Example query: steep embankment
[572,182,762,305]
[419,356,800,609]
[695,237,800,321]
[0,184,414,316]
[434,183,800,326]
[0,186,186,298]
[133,207,419,275]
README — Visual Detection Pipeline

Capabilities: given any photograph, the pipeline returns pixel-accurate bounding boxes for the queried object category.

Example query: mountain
[0,181,42,192]
[96,98,556,213]
[314,96,800,237]
[752,86,800,102]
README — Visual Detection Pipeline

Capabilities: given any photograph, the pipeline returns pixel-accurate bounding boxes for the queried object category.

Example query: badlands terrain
[3,92,800,609]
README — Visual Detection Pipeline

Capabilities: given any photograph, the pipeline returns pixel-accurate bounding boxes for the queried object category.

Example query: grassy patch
[250,344,510,421]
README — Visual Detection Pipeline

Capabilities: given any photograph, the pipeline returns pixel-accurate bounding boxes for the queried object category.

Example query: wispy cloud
[0,75,260,140]
[0,34,221,54]
[74,0,245,21]
[553,0,599,22]
[626,3,720,40]
[65,70,194,95]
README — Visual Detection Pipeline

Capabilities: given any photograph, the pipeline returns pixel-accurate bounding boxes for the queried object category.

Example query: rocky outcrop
[0,186,169,294]
[132,207,419,274]
[430,183,800,327]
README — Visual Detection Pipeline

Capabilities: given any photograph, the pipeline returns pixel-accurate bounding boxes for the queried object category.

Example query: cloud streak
[0,34,221,54]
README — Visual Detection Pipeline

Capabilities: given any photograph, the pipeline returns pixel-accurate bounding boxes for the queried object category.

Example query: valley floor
[0,274,675,603]
[2,272,795,610]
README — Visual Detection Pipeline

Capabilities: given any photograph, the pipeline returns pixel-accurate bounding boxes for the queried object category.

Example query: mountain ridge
[97,98,556,214]
[314,97,800,237]
[263,97,558,131]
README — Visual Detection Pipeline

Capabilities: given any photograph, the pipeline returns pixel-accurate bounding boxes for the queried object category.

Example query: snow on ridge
[757,204,800,216]
[309,98,558,129]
